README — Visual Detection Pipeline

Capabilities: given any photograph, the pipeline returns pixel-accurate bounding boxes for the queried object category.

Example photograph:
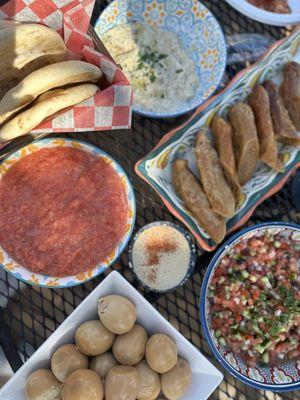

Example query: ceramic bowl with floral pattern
[136,29,300,251]
[200,222,300,391]
[0,138,136,288]
[94,0,226,118]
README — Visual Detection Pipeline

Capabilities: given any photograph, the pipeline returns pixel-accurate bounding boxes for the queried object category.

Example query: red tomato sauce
[0,147,129,277]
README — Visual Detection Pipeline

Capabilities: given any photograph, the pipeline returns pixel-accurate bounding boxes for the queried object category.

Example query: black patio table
[0,1,299,399]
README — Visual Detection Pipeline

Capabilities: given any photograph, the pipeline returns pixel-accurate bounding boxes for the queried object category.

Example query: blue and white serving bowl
[94,0,227,118]
[200,222,300,392]
[0,138,136,288]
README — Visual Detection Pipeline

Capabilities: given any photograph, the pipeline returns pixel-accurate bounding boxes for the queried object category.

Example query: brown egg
[145,334,177,373]
[90,352,118,379]
[26,369,62,400]
[51,344,88,382]
[62,369,104,400]
[75,320,115,356]
[105,365,138,400]
[136,360,161,400]
[112,324,147,365]
[161,358,192,400]
[98,295,136,334]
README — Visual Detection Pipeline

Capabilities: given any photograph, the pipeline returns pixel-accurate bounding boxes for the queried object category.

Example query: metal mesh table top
[0,0,299,399]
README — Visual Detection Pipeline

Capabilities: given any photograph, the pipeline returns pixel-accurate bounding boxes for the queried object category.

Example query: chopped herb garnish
[136,46,168,86]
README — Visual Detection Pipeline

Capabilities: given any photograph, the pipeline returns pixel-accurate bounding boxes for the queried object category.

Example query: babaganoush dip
[101,22,199,113]
[208,227,300,366]
[0,146,129,277]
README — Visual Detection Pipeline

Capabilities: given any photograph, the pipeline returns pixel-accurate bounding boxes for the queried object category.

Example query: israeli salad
[208,228,300,366]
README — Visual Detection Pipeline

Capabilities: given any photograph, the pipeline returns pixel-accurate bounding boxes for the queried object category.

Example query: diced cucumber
[252,324,261,334]
[274,241,281,248]
[262,352,270,363]
[241,270,249,279]
[218,276,225,284]
[290,337,298,346]
[249,275,257,283]
[242,309,251,319]
[215,330,221,338]
[234,333,243,341]
[254,340,272,354]
[218,337,226,346]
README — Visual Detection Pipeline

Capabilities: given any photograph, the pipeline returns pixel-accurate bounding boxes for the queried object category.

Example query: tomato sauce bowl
[0,138,136,288]
[200,222,300,391]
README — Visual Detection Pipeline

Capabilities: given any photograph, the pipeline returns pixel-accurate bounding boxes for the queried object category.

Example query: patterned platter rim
[200,222,300,391]
[135,28,300,251]
[94,0,227,118]
[0,138,136,288]
[225,0,300,27]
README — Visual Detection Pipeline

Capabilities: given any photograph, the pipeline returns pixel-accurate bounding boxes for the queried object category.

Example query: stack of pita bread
[0,21,102,142]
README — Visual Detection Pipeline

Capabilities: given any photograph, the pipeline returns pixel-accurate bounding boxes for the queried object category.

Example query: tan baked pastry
[0,60,102,126]
[211,115,242,203]
[264,80,300,146]
[0,84,99,142]
[229,103,259,185]
[280,61,300,131]
[173,159,226,244]
[195,130,235,218]
[248,85,283,171]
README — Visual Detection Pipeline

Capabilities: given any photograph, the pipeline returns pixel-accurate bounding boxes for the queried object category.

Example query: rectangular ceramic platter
[137,30,300,250]
[0,271,223,400]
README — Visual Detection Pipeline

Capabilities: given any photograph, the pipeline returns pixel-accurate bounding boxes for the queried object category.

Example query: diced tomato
[211,318,224,329]
[252,289,261,301]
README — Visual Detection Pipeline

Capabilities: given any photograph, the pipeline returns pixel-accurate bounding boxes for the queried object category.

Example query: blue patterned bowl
[94,0,227,118]
[0,138,136,288]
[200,222,300,392]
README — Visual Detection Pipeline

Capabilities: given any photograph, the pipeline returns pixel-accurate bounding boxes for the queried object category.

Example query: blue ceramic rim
[128,221,197,293]
[95,0,227,119]
[200,222,300,392]
[0,137,136,289]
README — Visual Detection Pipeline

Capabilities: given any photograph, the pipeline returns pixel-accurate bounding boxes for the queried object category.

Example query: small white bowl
[0,271,223,400]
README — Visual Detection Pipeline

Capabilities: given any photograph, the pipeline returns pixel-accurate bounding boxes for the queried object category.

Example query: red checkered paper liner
[0,0,133,133]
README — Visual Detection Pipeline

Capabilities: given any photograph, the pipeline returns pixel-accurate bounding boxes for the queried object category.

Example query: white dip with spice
[101,22,199,113]
[131,225,191,291]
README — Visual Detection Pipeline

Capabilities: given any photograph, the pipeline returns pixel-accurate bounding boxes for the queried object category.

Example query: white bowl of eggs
[0,271,223,400]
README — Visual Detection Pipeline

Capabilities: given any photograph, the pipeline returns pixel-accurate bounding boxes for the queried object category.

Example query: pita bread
[0,22,67,100]
[0,20,20,30]
[0,84,99,142]
[0,23,66,58]
[0,61,102,125]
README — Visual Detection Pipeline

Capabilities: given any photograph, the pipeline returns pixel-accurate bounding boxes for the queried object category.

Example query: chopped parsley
[136,46,168,84]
